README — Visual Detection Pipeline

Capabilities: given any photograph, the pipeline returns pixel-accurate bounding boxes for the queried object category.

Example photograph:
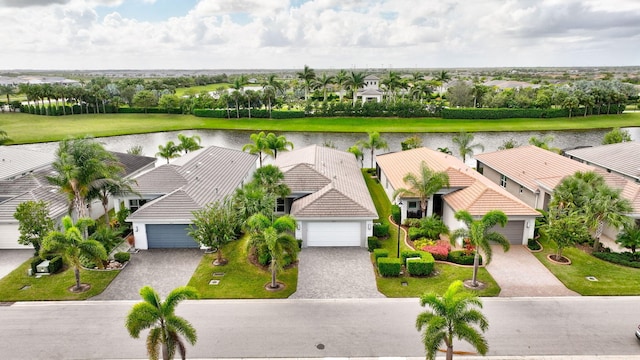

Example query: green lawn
[2,112,640,145]
[0,259,119,301]
[532,238,640,295]
[187,235,297,299]
[363,169,500,297]
[174,83,230,97]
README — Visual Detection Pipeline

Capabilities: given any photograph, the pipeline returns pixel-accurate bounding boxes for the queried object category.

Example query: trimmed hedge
[391,205,401,225]
[448,250,481,266]
[193,109,305,119]
[47,256,63,274]
[592,251,640,269]
[442,108,570,119]
[118,107,182,114]
[367,236,381,252]
[377,257,402,277]
[407,252,435,276]
[373,223,390,237]
[114,252,131,263]
[373,248,389,262]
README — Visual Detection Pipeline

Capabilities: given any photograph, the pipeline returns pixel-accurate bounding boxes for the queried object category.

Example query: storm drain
[585,276,598,281]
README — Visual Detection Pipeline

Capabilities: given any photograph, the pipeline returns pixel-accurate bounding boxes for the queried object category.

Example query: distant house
[355,75,384,103]
[274,145,378,247]
[475,145,640,239]
[124,146,257,249]
[564,141,640,184]
[376,147,539,245]
[0,147,155,249]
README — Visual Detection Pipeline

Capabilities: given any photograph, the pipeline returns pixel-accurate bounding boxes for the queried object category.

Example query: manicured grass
[532,238,640,295]
[0,259,119,301]
[174,83,230,97]
[2,112,640,145]
[363,169,500,297]
[187,235,297,299]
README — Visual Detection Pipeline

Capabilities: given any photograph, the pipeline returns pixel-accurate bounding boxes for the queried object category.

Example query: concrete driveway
[0,250,33,279]
[90,249,202,300]
[486,245,578,297]
[290,247,384,299]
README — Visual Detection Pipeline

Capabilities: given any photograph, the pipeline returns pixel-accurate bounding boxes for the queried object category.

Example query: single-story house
[274,145,378,247]
[475,145,640,239]
[564,141,640,184]
[124,146,257,249]
[0,147,156,249]
[376,147,540,245]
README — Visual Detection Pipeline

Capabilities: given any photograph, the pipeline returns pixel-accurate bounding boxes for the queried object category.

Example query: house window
[129,199,147,212]
[408,201,418,209]
[500,175,507,188]
[276,198,285,213]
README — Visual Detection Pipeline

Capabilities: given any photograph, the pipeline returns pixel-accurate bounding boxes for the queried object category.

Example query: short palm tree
[156,141,181,164]
[176,133,202,154]
[0,129,11,145]
[450,210,510,287]
[246,213,299,289]
[416,280,489,360]
[126,285,199,360]
[265,132,293,160]
[452,132,484,164]
[347,145,364,168]
[242,131,272,167]
[356,131,389,169]
[616,223,640,254]
[40,215,107,292]
[394,161,449,219]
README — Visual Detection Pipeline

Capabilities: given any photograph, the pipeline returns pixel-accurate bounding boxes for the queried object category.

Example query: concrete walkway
[90,249,202,300]
[486,245,578,297]
[290,247,384,299]
[0,250,33,279]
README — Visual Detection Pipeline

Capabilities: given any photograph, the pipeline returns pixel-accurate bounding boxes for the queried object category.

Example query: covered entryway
[306,221,361,247]
[492,220,525,245]
[146,224,199,248]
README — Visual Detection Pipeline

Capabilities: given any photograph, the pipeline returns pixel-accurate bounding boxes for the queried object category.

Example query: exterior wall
[441,202,465,246]
[479,164,539,208]
[131,222,149,250]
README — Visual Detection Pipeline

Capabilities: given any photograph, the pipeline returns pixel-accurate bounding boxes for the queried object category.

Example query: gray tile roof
[276,145,378,219]
[0,147,55,180]
[112,152,156,178]
[564,141,640,181]
[127,146,257,222]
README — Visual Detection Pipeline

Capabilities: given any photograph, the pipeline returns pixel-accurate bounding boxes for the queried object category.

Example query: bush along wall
[373,248,389,261]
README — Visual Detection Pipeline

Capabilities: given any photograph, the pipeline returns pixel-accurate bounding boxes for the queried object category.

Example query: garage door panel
[491,220,525,245]
[307,222,361,247]
[146,224,199,248]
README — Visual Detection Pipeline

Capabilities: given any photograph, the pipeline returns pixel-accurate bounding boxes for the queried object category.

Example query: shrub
[403,218,422,228]
[527,238,541,251]
[592,252,640,269]
[114,252,131,263]
[406,252,435,276]
[258,250,271,266]
[30,258,41,274]
[419,216,449,239]
[408,227,427,240]
[377,257,402,277]
[448,250,481,266]
[441,108,570,119]
[373,248,389,262]
[367,236,381,252]
[391,205,401,225]
[413,239,435,250]
[400,250,423,264]
[47,256,63,273]
[422,240,451,261]
[373,223,390,237]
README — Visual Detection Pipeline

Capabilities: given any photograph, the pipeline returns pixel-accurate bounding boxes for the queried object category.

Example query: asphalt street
[1,297,640,359]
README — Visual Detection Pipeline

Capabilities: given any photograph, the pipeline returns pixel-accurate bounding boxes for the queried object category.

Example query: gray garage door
[146,224,199,248]
[492,220,525,245]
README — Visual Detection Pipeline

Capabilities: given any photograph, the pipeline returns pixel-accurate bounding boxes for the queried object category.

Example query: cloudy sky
[1,0,639,70]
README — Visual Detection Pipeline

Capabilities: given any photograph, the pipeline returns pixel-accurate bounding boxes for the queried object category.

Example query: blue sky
[0,0,638,70]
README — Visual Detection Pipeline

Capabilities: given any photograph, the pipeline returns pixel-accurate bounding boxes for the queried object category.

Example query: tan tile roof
[377,147,539,216]
[275,145,377,219]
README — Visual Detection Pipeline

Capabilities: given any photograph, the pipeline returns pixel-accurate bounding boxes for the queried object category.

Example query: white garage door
[307,222,362,247]
[0,224,31,249]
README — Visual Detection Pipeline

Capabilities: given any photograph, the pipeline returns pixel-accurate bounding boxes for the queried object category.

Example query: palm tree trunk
[74,266,81,290]
[593,220,605,251]
[472,251,480,286]
[271,261,277,289]
[446,345,454,360]
[102,198,110,226]
[162,343,169,360]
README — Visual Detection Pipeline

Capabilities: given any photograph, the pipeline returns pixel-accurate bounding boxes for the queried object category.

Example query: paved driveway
[486,245,578,297]
[0,250,33,279]
[290,247,384,299]
[90,249,202,300]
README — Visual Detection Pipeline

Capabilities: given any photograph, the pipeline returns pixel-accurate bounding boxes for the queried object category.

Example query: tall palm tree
[246,213,299,289]
[126,285,199,360]
[265,132,293,160]
[176,133,202,154]
[0,129,11,145]
[452,132,484,164]
[394,161,449,219]
[356,131,389,169]
[261,74,284,117]
[40,216,107,291]
[313,73,335,101]
[87,176,140,226]
[450,210,510,287]
[242,131,272,167]
[416,280,489,360]
[334,69,348,102]
[156,141,181,164]
[296,65,316,101]
[434,69,452,95]
[345,71,366,105]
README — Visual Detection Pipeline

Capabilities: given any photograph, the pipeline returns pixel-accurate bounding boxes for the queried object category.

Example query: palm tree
[528,135,555,150]
[356,131,389,169]
[251,165,291,199]
[242,131,272,167]
[261,74,284,117]
[40,216,107,291]
[334,69,348,101]
[156,141,181,164]
[452,132,484,164]
[176,133,202,154]
[433,70,452,95]
[126,285,199,360]
[450,210,510,287]
[313,73,335,101]
[394,161,449,219]
[0,129,11,145]
[246,213,299,289]
[616,223,640,254]
[345,71,366,105]
[416,280,489,360]
[0,84,15,111]
[296,65,316,101]
[347,145,364,168]
[87,176,140,226]
[265,132,293,160]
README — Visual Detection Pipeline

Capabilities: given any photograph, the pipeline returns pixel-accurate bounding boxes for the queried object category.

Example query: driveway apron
[90,249,202,300]
[0,250,33,279]
[486,245,578,297]
[290,247,384,299]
